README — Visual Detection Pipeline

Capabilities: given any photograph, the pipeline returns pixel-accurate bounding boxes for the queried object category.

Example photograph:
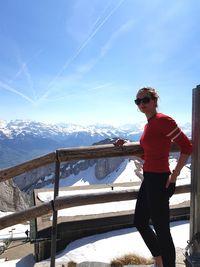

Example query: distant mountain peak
[0,119,191,169]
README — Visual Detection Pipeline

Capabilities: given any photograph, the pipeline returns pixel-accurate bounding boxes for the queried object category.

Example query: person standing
[114,87,192,267]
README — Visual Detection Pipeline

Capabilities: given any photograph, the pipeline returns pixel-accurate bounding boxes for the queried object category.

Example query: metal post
[186,85,200,266]
[50,152,60,267]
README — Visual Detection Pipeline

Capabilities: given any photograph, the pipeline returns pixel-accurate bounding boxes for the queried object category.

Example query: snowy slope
[36,158,191,219]
[41,158,142,188]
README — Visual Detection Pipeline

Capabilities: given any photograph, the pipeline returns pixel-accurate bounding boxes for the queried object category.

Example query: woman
[114,87,192,267]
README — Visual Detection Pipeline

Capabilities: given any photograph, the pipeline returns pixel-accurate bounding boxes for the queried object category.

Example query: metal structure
[50,157,60,267]
[186,85,200,267]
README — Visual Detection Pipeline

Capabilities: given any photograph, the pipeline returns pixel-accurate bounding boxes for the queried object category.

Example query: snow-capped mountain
[0,119,143,140]
[0,120,191,169]
[0,120,144,169]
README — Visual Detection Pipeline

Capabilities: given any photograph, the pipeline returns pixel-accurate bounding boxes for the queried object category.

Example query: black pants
[134,172,176,267]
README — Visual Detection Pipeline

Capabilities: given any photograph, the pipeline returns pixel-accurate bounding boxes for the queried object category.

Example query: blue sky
[0,0,199,126]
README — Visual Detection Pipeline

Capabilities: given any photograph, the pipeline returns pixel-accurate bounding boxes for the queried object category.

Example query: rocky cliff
[4,138,133,212]
[0,179,30,212]
[13,138,127,193]
[13,154,126,192]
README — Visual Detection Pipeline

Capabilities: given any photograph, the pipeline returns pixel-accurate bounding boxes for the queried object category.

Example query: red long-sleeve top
[140,113,192,173]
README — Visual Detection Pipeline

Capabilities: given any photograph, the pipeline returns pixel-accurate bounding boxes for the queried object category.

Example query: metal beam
[50,153,60,267]
[186,85,200,266]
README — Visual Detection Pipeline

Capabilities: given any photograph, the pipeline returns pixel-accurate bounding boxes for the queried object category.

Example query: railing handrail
[0,141,180,182]
[0,152,56,182]
[0,141,184,229]
[0,183,190,230]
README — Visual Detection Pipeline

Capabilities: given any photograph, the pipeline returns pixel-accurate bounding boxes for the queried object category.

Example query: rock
[0,179,29,211]
[95,157,125,180]
[12,138,131,192]
[13,163,55,192]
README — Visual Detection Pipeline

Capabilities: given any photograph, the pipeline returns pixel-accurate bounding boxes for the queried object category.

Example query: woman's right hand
[113,138,126,146]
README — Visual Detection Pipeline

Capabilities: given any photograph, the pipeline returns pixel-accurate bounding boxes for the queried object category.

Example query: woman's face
[135,91,157,115]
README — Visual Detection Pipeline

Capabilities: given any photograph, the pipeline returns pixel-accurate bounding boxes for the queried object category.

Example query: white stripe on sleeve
[166,127,179,137]
[171,131,181,141]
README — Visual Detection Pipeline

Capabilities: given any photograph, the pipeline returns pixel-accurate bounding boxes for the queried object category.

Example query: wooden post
[50,153,60,267]
[186,85,200,265]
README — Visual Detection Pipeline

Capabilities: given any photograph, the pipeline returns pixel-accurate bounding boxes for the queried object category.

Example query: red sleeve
[158,116,192,155]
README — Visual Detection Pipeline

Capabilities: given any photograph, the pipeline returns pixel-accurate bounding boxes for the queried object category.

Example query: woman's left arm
[166,153,190,188]
[158,116,192,188]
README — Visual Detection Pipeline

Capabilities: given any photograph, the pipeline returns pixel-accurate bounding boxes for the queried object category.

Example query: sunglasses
[134,96,152,105]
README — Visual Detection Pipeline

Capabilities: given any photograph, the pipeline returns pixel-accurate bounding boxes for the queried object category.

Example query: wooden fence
[0,142,180,182]
[0,141,183,228]
[0,181,190,230]
[0,141,190,266]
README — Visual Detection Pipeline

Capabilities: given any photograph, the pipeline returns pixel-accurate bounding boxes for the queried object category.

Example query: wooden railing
[0,183,190,230]
[0,142,180,182]
[0,141,190,267]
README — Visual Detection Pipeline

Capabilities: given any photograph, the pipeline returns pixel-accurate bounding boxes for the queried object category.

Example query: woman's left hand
[113,138,127,146]
[166,180,176,198]
[165,169,180,188]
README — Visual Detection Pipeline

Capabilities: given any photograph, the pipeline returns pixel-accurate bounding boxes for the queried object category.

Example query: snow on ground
[0,212,29,240]
[0,221,189,266]
[49,220,189,264]
[0,217,190,266]
[0,254,35,267]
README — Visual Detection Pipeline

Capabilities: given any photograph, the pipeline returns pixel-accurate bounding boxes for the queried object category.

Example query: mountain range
[0,119,191,169]
[0,120,143,169]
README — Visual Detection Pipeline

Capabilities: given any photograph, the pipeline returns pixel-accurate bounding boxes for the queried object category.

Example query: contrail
[85,0,113,39]
[9,49,43,100]
[0,81,35,104]
[35,83,112,104]
[13,62,35,98]
[23,63,36,99]
[88,83,113,92]
[101,19,134,57]
[38,0,126,102]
